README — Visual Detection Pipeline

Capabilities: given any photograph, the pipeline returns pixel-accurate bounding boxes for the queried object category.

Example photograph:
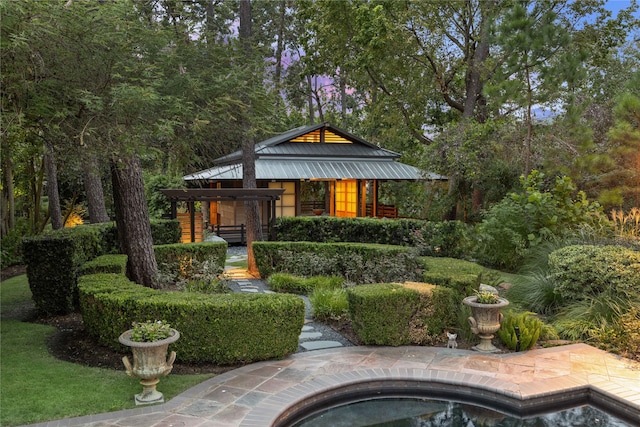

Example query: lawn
[0,274,212,427]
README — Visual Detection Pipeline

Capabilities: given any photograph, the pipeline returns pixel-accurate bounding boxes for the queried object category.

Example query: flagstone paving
[21,344,640,427]
[19,249,640,427]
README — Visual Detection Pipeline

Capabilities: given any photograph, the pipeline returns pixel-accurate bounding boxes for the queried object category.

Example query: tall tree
[239,0,263,275]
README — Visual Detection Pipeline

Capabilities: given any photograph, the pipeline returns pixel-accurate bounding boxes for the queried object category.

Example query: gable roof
[184,123,446,182]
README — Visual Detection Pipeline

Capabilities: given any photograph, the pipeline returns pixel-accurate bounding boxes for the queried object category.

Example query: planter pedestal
[119,329,180,405]
[463,296,509,353]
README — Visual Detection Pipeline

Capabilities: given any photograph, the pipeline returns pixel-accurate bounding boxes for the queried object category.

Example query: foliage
[81,254,127,276]
[347,283,459,346]
[253,241,422,284]
[474,290,500,304]
[144,174,185,219]
[129,320,173,343]
[347,284,419,346]
[420,257,490,298]
[154,241,227,286]
[266,273,344,295]
[548,245,640,301]
[0,275,209,427]
[22,226,103,315]
[497,311,543,351]
[0,218,32,267]
[553,290,631,342]
[474,171,606,271]
[506,268,564,315]
[78,273,305,364]
[610,207,640,238]
[266,273,312,295]
[275,216,471,258]
[309,287,349,322]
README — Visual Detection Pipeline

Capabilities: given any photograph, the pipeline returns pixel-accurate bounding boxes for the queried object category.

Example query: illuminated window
[269,181,296,217]
[335,180,357,217]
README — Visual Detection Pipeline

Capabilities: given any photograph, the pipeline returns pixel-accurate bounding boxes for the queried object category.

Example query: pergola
[160,188,285,242]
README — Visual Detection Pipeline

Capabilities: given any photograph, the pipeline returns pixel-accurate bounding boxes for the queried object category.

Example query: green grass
[0,275,212,427]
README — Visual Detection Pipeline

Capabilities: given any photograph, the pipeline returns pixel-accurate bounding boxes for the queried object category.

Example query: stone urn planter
[119,322,180,405]
[463,293,509,353]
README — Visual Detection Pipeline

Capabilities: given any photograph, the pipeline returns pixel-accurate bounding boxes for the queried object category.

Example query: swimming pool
[291,397,632,426]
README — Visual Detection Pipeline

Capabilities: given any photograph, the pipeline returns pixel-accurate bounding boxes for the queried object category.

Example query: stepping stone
[241,289,259,293]
[301,325,314,332]
[300,341,343,350]
[299,332,322,340]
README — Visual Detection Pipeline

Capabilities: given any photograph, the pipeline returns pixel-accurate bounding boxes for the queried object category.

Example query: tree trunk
[82,151,110,223]
[43,141,63,230]
[274,0,286,88]
[111,155,158,288]
[240,0,263,276]
[1,146,15,237]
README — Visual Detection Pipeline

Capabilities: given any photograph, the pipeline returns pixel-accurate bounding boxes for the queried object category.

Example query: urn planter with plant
[119,320,180,405]
[463,289,509,353]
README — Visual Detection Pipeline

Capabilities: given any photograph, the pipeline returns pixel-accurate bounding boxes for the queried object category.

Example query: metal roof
[186,123,447,182]
[184,159,445,181]
[160,188,285,202]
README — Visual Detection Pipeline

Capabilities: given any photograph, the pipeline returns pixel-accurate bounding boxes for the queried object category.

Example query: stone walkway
[225,258,353,352]
[21,344,640,427]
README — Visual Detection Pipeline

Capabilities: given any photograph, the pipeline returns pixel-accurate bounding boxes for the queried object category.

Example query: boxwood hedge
[78,273,305,364]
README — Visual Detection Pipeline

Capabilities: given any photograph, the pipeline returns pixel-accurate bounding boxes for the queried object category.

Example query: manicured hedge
[81,254,128,275]
[253,241,422,283]
[347,284,418,346]
[421,257,489,297]
[346,283,459,346]
[23,226,104,315]
[548,245,640,301]
[154,241,227,279]
[275,216,470,258]
[22,220,181,315]
[78,273,305,364]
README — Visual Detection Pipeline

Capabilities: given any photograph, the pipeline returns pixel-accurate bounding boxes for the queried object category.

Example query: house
[173,123,444,243]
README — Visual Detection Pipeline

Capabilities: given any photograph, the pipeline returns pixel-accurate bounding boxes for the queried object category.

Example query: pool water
[293,398,632,427]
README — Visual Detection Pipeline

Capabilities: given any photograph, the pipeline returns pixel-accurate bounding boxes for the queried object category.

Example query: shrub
[347,284,419,346]
[473,171,605,271]
[254,241,422,283]
[81,254,128,275]
[498,311,543,351]
[23,226,103,315]
[548,245,640,301]
[309,287,348,321]
[266,273,312,295]
[275,216,470,258]
[420,257,489,297]
[78,273,305,364]
[154,241,227,286]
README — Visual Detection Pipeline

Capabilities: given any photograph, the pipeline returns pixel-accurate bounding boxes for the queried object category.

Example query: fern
[498,311,543,351]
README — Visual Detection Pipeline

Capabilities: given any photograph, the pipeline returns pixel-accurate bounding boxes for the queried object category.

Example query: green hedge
[81,254,128,275]
[22,220,182,315]
[347,284,419,346]
[266,273,344,295]
[253,241,422,283]
[275,216,469,258]
[23,226,104,315]
[549,245,640,301]
[346,283,460,346]
[78,273,305,364]
[154,241,227,280]
[85,220,181,253]
[421,257,488,297]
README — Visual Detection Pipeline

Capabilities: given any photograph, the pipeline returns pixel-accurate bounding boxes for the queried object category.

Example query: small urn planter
[463,293,509,353]
[119,321,180,405]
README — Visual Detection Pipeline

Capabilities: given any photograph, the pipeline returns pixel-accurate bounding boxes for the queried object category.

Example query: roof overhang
[184,159,446,182]
[160,188,285,202]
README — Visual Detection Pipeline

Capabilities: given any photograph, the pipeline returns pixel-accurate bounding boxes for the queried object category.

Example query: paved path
[226,269,353,352]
